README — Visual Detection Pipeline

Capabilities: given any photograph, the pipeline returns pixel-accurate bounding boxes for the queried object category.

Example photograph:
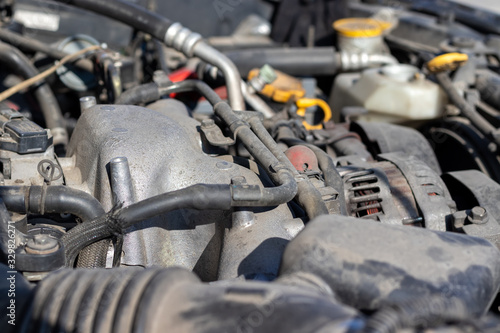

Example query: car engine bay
[2,0,500,332]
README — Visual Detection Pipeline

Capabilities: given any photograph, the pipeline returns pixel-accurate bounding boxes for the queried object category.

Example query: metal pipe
[56,0,245,110]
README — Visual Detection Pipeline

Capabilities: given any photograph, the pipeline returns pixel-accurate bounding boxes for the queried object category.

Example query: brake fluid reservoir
[332,64,447,122]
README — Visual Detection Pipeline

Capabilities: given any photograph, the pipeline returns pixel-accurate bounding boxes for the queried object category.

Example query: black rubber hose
[224,47,339,77]
[53,0,172,41]
[0,42,67,145]
[115,82,160,105]
[436,72,499,144]
[62,184,232,266]
[0,185,108,268]
[0,186,104,220]
[0,28,94,72]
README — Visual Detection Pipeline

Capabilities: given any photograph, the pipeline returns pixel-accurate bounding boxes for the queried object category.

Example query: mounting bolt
[467,206,489,225]
[231,176,247,186]
[201,119,215,128]
[25,234,59,255]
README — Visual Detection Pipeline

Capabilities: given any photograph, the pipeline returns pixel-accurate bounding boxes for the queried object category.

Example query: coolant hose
[223,48,398,77]
[0,186,104,220]
[0,185,108,268]
[55,0,245,110]
[0,42,67,146]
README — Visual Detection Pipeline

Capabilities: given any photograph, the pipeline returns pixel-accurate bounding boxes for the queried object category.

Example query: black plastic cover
[0,109,51,154]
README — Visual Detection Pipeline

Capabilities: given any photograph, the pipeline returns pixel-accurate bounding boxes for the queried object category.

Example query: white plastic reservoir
[332,65,447,123]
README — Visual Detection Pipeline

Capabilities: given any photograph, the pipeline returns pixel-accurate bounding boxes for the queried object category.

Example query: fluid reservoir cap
[333,18,391,38]
[56,34,98,91]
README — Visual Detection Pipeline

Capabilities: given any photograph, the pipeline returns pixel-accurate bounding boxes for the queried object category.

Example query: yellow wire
[0,44,101,102]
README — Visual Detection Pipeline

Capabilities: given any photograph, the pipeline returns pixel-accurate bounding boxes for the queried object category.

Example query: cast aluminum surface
[66,101,296,278]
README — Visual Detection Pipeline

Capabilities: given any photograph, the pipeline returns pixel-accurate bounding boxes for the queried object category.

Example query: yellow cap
[427,53,469,73]
[333,18,391,38]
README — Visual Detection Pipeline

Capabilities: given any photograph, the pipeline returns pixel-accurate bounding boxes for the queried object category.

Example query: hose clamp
[164,22,202,57]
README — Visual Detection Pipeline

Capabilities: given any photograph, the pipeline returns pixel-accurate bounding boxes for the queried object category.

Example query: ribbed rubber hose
[0,42,67,146]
